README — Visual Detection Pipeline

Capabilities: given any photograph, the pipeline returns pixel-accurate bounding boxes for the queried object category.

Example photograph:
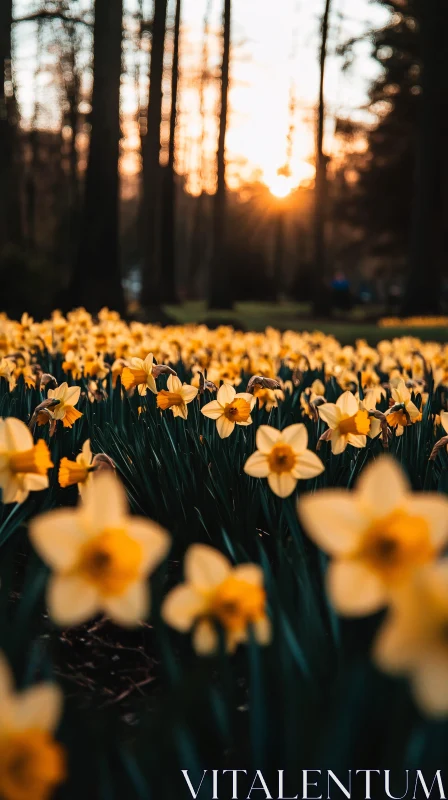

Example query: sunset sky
[13,0,390,194]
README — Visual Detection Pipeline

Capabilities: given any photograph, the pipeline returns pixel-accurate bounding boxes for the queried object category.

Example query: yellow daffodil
[156,375,198,419]
[46,382,83,428]
[374,560,448,716]
[0,418,53,504]
[0,652,65,800]
[318,391,371,454]
[121,353,157,395]
[298,456,448,616]
[58,439,94,494]
[30,472,170,627]
[253,386,284,411]
[201,383,256,438]
[385,378,421,434]
[244,423,324,498]
[162,544,270,654]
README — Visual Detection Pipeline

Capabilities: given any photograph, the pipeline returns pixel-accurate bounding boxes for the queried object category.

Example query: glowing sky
[13,0,390,192]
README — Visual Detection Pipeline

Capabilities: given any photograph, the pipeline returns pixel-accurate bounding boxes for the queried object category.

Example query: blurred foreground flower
[47,382,82,428]
[298,457,448,616]
[162,544,270,654]
[318,391,371,454]
[121,353,157,395]
[201,383,255,438]
[374,561,448,716]
[0,652,65,800]
[30,472,170,627]
[156,375,198,419]
[244,423,324,498]
[0,418,53,504]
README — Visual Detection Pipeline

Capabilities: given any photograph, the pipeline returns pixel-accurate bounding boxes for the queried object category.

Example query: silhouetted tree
[312,0,332,316]
[141,0,168,309]
[208,0,232,310]
[0,0,22,251]
[402,0,447,313]
[69,0,125,313]
[160,0,181,303]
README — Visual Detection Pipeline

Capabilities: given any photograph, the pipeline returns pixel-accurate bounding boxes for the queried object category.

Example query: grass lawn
[164,301,448,345]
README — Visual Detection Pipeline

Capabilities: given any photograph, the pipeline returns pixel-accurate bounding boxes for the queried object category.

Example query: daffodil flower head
[30,472,171,627]
[318,391,371,454]
[244,423,324,498]
[121,353,157,396]
[298,456,448,616]
[157,375,198,419]
[201,383,256,438]
[162,544,271,654]
[47,382,83,428]
[0,652,66,800]
[0,417,53,504]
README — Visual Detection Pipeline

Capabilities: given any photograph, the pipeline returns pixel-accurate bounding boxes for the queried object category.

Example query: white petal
[22,474,49,493]
[357,456,409,516]
[298,490,365,555]
[216,415,235,438]
[162,585,207,631]
[233,563,264,586]
[193,618,218,655]
[267,471,297,498]
[217,383,235,406]
[185,544,231,591]
[441,410,448,434]
[292,450,325,480]
[244,451,270,478]
[143,353,154,370]
[47,574,100,626]
[328,560,386,616]
[167,374,182,393]
[337,391,359,417]
[254,617,272,645]
[347,434,367,449]
[412,655,448,716]
[331,431,348,455]
[255,425,282,453]
[29,509,86,570]
[181,385,198,404]
[103,581,149,627]
[281,423,308,452]
[13,684,62,733]
[201,400,223,420]
[80,439,92,465]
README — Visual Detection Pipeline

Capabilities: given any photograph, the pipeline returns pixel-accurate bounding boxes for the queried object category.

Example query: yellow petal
[441,410,448,434]
[267,471,297,498]
[167,374,182,393]
[292,450,325,480]
[47,574,100,626]
[127,517,171,574]
[216,415,235,438]
[233,563,264,585]
[298,490,364,555]
[193,618,218,655]
[254,616,272,646]
[185,544,231,591]
[64,385,81,406]
[13,684,63,734]
[281,423,308,452]
[103,581,149,627]
[406,495,448,549]
[357,456,409,516]
[255,425,282,453]
[318,403,340,429]
[0,417,33,452]
[181,385,199,404]
[162,584,207,631]
[411,655,448,717]
[330,431,348,454]
[346,433,367,449]
[337,391,359,417]
[217,383,235,406]
[0,652,13,699]
[201,400,223,420]
[328,560,386,616]
[244,451,270,478]
[29,509,86,570]
[80,471,128,533]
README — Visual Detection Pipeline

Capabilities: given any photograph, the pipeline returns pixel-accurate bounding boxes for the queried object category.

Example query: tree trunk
[402,0,445,315]
[140,0,168,309]
[69,0,124,314]
[160,0,181,304]
[0,0,22,251]
[312,0,331,317]
[208,0,232,310]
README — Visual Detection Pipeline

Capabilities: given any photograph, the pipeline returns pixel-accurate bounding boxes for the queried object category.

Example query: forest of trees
[0,0,446,319]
